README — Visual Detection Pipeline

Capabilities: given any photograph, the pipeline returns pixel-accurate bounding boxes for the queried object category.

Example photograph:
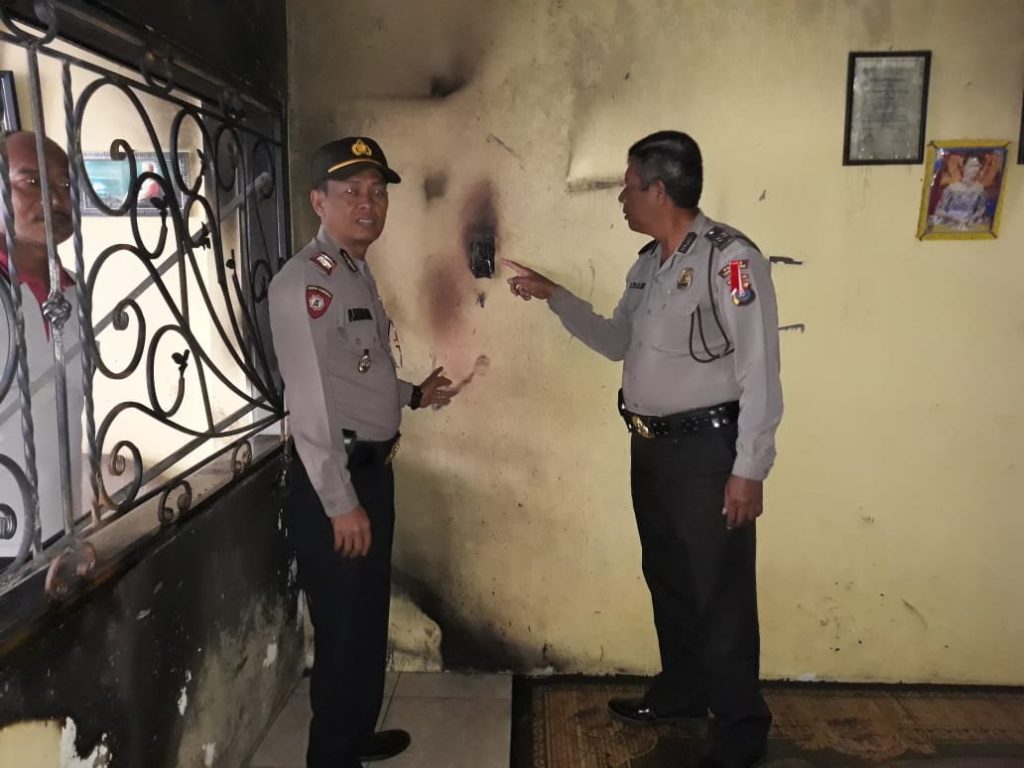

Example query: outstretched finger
[502,258,533,277]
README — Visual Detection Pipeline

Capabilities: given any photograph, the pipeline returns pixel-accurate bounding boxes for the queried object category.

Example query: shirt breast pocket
[338,306,380,349]
[648,288,700,353]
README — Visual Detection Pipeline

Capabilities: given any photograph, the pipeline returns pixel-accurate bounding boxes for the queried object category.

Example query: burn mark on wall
[393,568,563,671]
[429,74,466,98]
[424,256,468,337]
[462,181,498,277]
[423,171,448,203]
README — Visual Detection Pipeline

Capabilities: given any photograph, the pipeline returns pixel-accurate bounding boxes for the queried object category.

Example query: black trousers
[630,423,771,763]
[286,452,395,768]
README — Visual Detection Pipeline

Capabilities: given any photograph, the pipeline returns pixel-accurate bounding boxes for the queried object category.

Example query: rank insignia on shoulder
[726,260,756,306]
[310,251,337,275]
[306,285,333,318]
[638,239,658,256]
[679,232,698,254]
[677,267,694,289]
[705,226,735,250]
[340,250,358,273]
[629,281,646,290]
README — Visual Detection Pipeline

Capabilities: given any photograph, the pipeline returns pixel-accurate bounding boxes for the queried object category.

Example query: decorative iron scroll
[0,0,288,594]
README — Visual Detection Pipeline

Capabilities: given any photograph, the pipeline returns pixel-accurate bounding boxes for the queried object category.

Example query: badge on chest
[677,267,695,289]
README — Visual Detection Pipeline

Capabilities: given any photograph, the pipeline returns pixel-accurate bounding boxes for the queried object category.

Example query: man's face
[310,167,389,249]
[617,159,659,235]
[3,133,73,248]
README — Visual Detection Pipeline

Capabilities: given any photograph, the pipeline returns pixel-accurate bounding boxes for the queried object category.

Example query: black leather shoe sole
[607,697,709,727]
[357,729,411,762]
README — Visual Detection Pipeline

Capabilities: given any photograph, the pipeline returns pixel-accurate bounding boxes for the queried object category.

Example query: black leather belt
[342,430,400,468]
[617,391,738,439]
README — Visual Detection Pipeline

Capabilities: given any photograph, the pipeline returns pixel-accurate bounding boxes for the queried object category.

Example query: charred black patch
[423,171,448,203]
[429,75,466,98]
[462,181,498,279]
[393,568,551,671]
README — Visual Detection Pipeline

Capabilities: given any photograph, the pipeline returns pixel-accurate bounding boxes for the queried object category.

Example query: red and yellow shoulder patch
[718,259,756,306]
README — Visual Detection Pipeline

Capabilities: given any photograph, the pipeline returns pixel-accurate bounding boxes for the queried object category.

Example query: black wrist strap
[410,384,424,410]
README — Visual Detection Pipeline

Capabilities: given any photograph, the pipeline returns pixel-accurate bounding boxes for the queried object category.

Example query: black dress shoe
[357,729,411,762]
[607,697,708,726]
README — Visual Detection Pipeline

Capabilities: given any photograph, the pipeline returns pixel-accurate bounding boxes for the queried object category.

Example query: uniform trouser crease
[630,425,771,760]
[286,453,395,768]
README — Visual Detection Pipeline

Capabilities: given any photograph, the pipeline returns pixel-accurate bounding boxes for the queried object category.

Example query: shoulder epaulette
[309,251,337,276]
[705,226,735,250]
[637,239,658,256]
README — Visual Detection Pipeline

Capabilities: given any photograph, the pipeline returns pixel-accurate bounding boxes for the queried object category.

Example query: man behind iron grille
[505,130,782,768]
[0,132,81,565]
[268,136,454,768]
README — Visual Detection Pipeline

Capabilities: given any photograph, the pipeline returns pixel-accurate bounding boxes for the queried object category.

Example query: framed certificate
[843,51,931,165]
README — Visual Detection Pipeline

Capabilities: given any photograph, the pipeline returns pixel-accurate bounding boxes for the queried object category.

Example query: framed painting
[916,140,1010,240]
[0,71,20,133]
[81,151,189,216]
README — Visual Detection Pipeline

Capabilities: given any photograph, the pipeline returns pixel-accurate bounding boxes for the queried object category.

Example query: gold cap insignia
[352,139,373,157]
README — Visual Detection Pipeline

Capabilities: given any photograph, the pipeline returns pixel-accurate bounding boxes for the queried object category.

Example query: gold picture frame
[916,140,1010,240]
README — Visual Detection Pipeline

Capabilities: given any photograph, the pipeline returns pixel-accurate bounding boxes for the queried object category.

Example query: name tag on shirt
[630,281,646,290]
[348,308,373,322]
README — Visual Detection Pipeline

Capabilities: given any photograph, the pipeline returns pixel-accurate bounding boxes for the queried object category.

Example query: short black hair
[628,131,702,209]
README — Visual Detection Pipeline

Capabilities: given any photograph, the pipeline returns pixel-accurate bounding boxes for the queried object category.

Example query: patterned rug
[510,676,1024,767]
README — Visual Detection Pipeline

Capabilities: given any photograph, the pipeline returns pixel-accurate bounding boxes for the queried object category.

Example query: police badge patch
[677,267,695,289]
[306,286,333,318]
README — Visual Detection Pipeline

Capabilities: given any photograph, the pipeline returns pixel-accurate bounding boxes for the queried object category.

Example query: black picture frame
[80,151,190,217]
[843,51,931,165]
[0,71,21,133]
[1019,90,1023,165]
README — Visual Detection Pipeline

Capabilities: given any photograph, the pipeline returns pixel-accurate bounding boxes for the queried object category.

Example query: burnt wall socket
[469,233,495,278]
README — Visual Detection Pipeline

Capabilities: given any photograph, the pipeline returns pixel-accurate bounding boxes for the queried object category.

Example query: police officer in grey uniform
[506,131,782,768]
[269,136,453,768]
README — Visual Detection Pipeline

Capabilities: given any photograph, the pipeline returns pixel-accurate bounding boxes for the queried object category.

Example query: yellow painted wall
[288,0,1024,683]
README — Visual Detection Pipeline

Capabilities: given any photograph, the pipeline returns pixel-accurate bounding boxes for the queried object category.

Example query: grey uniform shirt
[548,212,782,480]
[268,226,414,516]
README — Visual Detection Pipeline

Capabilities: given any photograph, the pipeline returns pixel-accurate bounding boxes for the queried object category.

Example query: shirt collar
[0,245,75,308]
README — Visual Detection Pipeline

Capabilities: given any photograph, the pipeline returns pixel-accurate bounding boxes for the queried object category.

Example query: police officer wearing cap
[269,136,454,768]
[505,131,782,768]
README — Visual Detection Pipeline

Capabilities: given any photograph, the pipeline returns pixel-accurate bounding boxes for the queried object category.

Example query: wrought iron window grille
[0,0,288,604]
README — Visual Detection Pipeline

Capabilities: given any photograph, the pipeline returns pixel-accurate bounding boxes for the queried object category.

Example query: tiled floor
[249,672,511,768]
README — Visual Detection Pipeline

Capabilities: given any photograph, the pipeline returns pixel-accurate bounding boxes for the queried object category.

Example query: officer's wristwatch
[410,385,424,410]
